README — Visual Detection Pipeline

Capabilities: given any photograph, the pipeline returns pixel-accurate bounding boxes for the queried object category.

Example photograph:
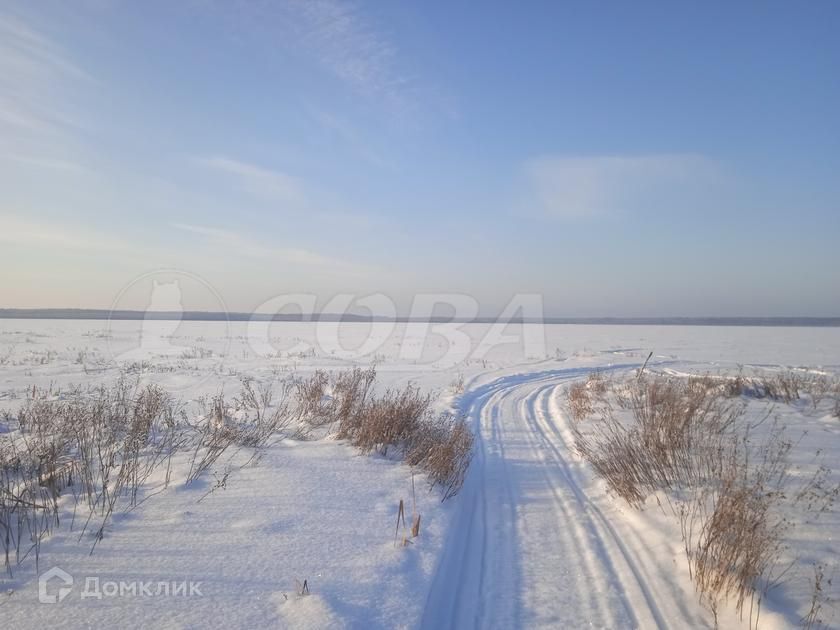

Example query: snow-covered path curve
[420,368,706,629]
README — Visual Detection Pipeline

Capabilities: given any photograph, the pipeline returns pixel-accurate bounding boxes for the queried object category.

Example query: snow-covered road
[421,369,707,629]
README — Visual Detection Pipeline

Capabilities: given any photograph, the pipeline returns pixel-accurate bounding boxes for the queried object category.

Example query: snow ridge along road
[421,367,706,630]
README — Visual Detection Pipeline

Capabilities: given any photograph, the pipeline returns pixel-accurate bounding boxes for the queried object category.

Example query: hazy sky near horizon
[1,1,838,317]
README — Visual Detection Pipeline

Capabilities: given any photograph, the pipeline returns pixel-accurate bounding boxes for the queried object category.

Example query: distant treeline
[0,309,838,327]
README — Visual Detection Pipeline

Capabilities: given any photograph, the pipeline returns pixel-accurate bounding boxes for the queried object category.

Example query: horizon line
[0,309,838,327]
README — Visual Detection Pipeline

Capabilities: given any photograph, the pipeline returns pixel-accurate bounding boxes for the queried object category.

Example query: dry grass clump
[405,413,474,501]
[683,426,791,621]
[801,564,831,629]
[803,374,833,409]
[450,373,465,395]
[0,367,473,581]
[721,369,840,406]
[567,371,609,421]
[185,394,233,483]
[187,379,296,482]
[1,380,184,571]
[691,471,783,621]
[331,367,378,436]
[566,382,591,421]
[570,376,740,506]
[295,370,331,426]
[763,371,803,403]
[296,367,474,500]
[351,385,432,456]
[1,376,301,573]
[568,371,840,625]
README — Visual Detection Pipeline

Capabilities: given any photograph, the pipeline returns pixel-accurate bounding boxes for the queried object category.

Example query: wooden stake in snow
[410,473,421,538]
[394,499,407,547]
[411,474,416,520]
[637,351,653,381]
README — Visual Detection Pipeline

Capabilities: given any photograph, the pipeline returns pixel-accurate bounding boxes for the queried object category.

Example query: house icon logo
[38,567,73,604]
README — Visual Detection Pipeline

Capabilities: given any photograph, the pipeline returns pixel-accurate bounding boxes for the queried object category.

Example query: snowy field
[1,319,840,629]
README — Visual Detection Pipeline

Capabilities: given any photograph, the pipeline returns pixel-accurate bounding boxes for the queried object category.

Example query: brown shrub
[296,367,474,500]
[770,371,803,403]
[572,377,741,506]
[295,370,331,426]
[566,372,608,421]
[567,382,592,421]
[687,429,792,617]
[802,373,833,409]
[353,385,431,456]
[332,367,377,437]
[706,369,840,407]
[417,417,474,501]
[573,372,840,625]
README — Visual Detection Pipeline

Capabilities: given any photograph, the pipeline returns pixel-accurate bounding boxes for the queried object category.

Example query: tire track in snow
[533,384,708,628]
[515,383,635,626]
[421,366,695,629]
[526,383,667,628]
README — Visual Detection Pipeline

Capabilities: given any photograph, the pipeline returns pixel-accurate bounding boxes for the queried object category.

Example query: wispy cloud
[0,154,86,171]
[0,212,378,280]
[0,12,92,135]
[522,154,721,218]
[194,156,306,204]
[0,14,91,82]
[172,222,376,276]
[198,1,452,121]
[0,213,131,252]
[281,0,404,103]
[191,154,374,228]
[308,107,391,168]
[0,11,94,178]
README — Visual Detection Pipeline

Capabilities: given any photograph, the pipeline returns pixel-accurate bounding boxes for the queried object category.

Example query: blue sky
[1,1,838,316]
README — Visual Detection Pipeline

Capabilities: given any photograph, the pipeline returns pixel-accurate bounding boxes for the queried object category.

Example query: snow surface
[1,320,839,629]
